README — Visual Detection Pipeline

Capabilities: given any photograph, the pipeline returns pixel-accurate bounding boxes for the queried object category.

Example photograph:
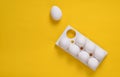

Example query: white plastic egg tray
[56,26,107,71]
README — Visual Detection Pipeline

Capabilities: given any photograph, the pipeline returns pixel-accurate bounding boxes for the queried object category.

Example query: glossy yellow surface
[0,0,120,77]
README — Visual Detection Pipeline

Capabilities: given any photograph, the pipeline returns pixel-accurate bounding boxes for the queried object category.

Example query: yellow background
[0,0,120,77]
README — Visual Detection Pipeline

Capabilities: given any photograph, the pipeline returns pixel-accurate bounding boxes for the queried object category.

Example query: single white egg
[94,47,107,61]
[50,6,62,21]
[75,35,86,47]
[88,57,99,70]
[85,41,96,54]
[68,44,80,56]
[78,51,90,64]
[59,37,70,50]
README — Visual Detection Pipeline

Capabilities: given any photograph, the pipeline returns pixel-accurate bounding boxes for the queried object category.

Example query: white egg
[50,6,62,21]
[78,51,90,64]
[85,41,96,54]
[59,37,70,50]
[75,35,86,47]
[88,57,99,71]
[68,44,80,56]
[94,47,107,61]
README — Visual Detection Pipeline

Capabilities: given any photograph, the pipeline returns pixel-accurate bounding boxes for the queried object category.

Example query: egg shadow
[54,45,96,76]
[49,13,61,25]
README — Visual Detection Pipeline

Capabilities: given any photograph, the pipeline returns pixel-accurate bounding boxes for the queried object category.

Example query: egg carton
[56,26,107,71]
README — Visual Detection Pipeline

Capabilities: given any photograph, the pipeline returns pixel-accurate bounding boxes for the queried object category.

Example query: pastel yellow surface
[0,0,120,77]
